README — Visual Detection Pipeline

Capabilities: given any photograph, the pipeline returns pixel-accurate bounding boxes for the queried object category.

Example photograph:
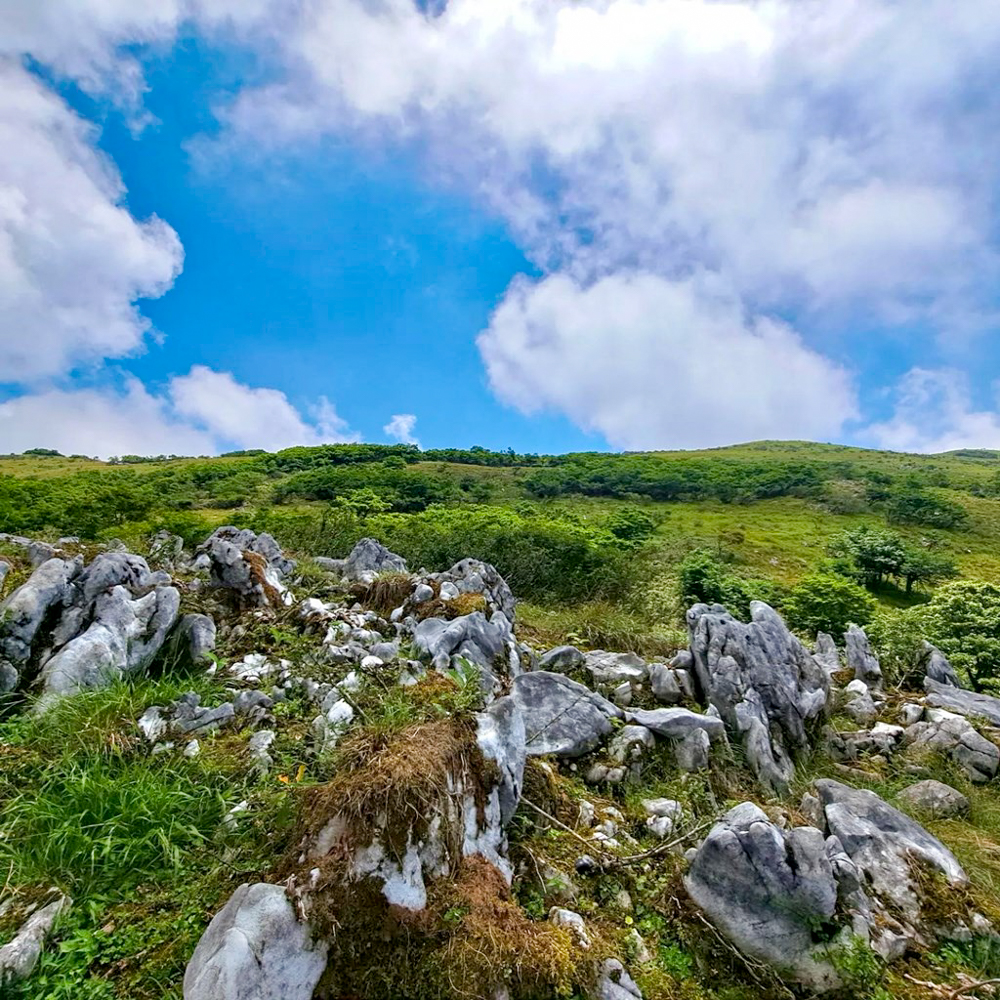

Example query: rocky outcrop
[903,707,999,782]
[813,632,841,677]
[426,558,516,622]
[512,671,622,757]
[198,527,293,607]
[340,537,408,583]
[686,780,977,990]
[924,677,1000,726]
[165,613,217,668]
[538,645,585,673]
[413,611,519,694]
[182,883,327,1000]
[686,602,830,796]
[845,625,883,692]
[583,651,647,686]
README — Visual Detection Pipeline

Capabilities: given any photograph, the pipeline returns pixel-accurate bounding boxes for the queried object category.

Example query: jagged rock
[38,583,180,699]
[814,632,841,676]
[538,645,585,673]
[0,556,81,688]
[414,558,516,622]
[685,803,841,991]
[587,725,655,783]
[815,778,966,919]
[925,677,1000,726]
[413,611,519,693]
[596,958,643,1000]
[903,707,999,783]
[896,780,969,819]
[148,530,185,571]
[583,650,647,686]
[0,534,63,568]
[845,625,883,692]
[138,691,269,743]
[686,602,830,796]
[549,907,590,949]
[198,527,293,607]
[0,894,70,984]
[182,882,327,1000]
[676,728,711,771]
[166,614,216,667]
[918,642,961,687]
[512,671,622,757]
[842,679,879,726]
[340,537,407,583]
[648,663,682,704]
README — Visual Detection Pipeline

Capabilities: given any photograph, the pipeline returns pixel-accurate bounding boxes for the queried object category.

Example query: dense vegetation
[3,438,1000,680]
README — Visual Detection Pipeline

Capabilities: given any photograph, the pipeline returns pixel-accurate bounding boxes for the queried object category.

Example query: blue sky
[1,2,999,458]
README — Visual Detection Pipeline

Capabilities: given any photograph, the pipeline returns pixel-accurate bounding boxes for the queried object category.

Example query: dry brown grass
[352,570,415,616]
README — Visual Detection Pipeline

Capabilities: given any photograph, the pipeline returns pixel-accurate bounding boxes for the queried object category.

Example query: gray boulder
[903,707,999,783]
[625,707,725,741]
[845,625,883,692]
[0,894,70,985]
[896,780,969,819]
[0,556,80,687]
[512,671,622,757]
[182,882,327,1000]
[340,538,407,583]
[686,602,830,796]
[918,642,961,687]
[413,611,518,693]
[583,650,647,686]
[167,614,217,667]
[925,677,1000,726]
[814,779,966,917]
[648,663,682,704]
[842,679,879,726]
[148,530,185,571]
[38,584,180,699]
[538,645,585,673]
[595,958,643,1000]
[198,527,293,607]
[684,803,840,991]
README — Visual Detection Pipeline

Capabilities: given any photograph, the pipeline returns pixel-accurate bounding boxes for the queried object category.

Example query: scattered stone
[842,679,878,726]
[166,614,217,668]
[896,780,970,819]
[182,883,327,1000]
[686,602,830,796]
[549,907,590,948]
[596,958,644,1000]
[900,703,924,726]
[918,642,961,688]
[511,671,622,757]
[426,558,516,621]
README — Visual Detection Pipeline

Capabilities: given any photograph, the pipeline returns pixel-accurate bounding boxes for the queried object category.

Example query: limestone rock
[512,671,622,757]
[182,882,327,1000]
[198,527,293,607]
[896,780,969,819]
[596,958,643,1000]
[340,537,408,583]
[648,663,683,704]
[413,611,519,693]
[426,558,516,621]
[684,803,840,992]
[918,642,961,687]
[925,677,1000,726]
[583,650,647,686]
[686,602,830,796]
[845,625,883,692]
[904,707,999,783]
[538,645,585,673]
[0,894,70,984]
[814,632,841,677]
[842,679,879,726]
[167,614,217,667]
[625,707,725,741]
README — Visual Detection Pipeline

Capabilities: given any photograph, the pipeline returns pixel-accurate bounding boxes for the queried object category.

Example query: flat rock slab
[512,671,622,757]
[925,678,1000,726]
[625,707,725,741]
[896,780,969,819]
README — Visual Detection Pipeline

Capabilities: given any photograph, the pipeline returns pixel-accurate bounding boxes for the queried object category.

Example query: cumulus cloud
[0,60,183,384]
[0,367,358,459]
[867,369,1000,454]
[383,413,419,447]
[479,271,857,450]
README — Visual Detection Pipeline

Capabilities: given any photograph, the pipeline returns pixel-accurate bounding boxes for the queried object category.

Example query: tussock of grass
[352,570,415,616]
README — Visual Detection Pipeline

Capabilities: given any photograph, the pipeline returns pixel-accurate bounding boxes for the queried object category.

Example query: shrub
[782,573,876,639]
[676,550,780,620]
[921,580,1000,692]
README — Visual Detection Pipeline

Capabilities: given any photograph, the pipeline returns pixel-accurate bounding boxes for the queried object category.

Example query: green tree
[783,574,876,639]
[922,580,1000,691]
[606,508,656,546]
[898,549,958,594]
[830,526,907,588]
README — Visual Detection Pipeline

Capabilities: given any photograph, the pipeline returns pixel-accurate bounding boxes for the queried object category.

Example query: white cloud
[383,413,419,446]
[867,369,1000,454]
[479,271,858,450]
[0,60,183,383]
[0,367,358,459]
[170,365,358,452]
